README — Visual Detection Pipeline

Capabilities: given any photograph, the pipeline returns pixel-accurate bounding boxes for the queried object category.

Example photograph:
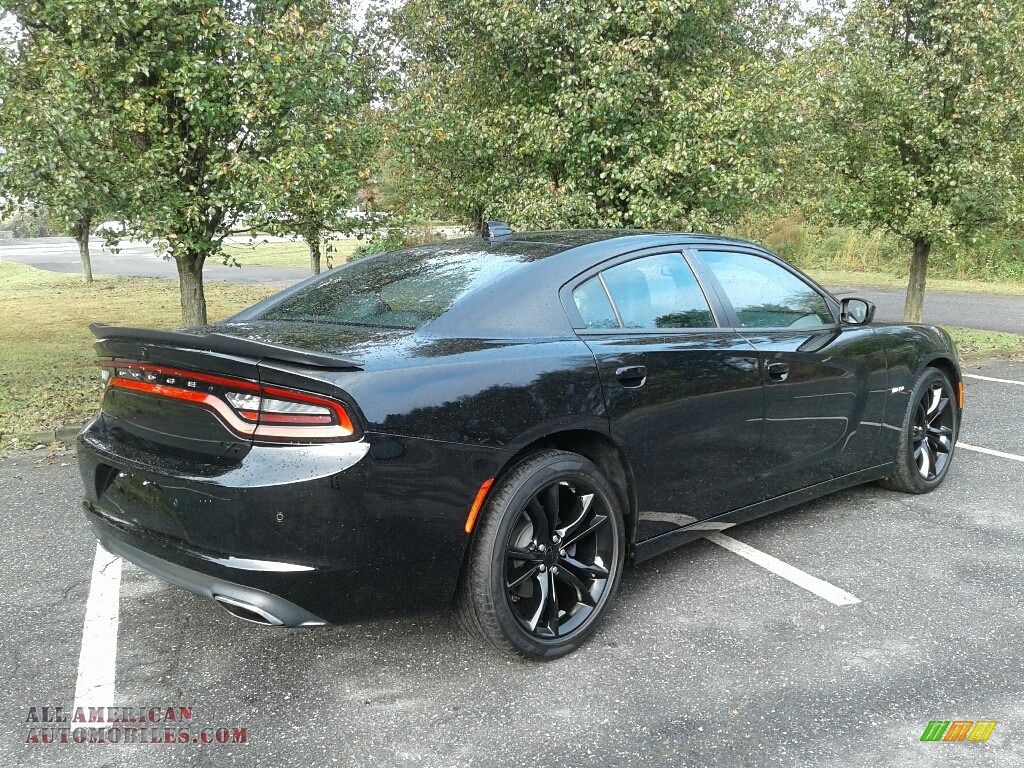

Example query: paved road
[830,285,1024,335]
[2,238,1022,334]
[0,236,311,285]
[2,359,1023,767]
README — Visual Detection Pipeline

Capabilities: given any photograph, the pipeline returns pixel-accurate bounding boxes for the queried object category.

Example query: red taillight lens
[102,363,355,442]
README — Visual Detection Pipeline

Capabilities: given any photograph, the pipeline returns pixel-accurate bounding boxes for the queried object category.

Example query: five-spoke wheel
[456,450,624,659]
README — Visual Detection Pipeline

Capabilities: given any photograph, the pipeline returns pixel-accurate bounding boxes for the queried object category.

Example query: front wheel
[879,367,959,493]
[455,450,625,659]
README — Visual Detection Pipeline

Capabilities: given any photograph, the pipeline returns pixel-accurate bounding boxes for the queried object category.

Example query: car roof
[235,230,773,341]
[423,230,763,338]
[462,229,754,252]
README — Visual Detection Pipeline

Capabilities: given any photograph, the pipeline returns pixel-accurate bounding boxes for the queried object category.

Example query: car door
[690,247,888,501]
[564,250,764,541]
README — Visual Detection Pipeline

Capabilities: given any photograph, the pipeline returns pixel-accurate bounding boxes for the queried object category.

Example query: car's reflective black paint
[78,230,962,633]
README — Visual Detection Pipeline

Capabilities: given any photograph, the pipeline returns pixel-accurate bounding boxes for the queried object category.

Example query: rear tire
[455,450,625,659]
[878,367,959,494]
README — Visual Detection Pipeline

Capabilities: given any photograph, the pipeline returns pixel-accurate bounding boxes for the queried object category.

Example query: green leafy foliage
[2,0,372,324]
[244,3,378,275]
[381,0,804,231]
[733,212,1024,283]
[350,228,410,259]
[805,0,1024,320]
[0,205,65,238]
[348,226,448,259]
[0,6,125,281]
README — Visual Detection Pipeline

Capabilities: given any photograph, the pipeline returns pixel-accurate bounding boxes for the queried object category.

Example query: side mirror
[840,297,875,325]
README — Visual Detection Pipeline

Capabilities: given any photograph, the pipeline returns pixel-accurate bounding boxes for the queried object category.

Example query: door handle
[615,365,647,388]
[766,361,790,382]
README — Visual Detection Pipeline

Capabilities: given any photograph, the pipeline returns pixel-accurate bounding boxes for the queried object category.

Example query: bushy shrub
[730,212,1024,283]
[0,206,66,238]
[350,227,448,260]
[349,229,410,260]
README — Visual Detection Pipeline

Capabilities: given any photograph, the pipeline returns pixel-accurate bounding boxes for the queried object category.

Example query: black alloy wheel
[880,367,959,493]
[912,378,956,481]
[504,477,616,639]
[456,450,625,659]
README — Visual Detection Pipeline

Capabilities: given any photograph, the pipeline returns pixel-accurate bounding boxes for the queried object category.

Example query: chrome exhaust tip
[213,595,285,626]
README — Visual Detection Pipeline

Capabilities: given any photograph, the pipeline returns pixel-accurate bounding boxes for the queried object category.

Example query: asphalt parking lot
[2,358,1023,768]
[0,236,310,285]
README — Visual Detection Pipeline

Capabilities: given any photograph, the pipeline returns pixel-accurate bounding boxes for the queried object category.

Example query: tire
[878,367,959,493]
[455,449,626,659]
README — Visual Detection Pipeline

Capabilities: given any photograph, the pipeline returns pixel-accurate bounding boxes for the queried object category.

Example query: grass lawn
[222,238,360,268]
[946,328,1024,358]
[808,269,1024,296]
[0,262,273,443]
[1,261,1022,447]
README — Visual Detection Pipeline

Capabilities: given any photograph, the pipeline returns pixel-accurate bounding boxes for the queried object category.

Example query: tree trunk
[470,206,485,236]
[903,237,930,323]
[175,253,208,327]
[73,214,94,284]
[309,238,322,275]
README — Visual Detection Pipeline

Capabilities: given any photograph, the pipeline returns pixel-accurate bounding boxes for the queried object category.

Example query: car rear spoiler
[89,324,363,371]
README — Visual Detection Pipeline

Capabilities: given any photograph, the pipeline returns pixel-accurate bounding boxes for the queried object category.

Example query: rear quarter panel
[261,336,609,449]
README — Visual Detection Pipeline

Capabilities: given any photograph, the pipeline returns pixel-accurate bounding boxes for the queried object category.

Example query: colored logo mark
[920,720,997,742]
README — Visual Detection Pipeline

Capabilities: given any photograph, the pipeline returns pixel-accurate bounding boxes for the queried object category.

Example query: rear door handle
[766,361,790,382]
[615,365,647,388]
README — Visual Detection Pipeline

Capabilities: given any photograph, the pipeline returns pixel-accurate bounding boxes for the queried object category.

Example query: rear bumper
[78,418,511,625]
[89,508,328,627]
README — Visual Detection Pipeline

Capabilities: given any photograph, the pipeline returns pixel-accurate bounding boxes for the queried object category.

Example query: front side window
[699,251,833,329]
[600,254,715,329]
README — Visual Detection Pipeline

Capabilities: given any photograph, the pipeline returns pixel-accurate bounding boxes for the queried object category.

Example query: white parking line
[959,443,1024,463]
[704,532,861,606]
[963,373,1024,387]
[73,544,122,713]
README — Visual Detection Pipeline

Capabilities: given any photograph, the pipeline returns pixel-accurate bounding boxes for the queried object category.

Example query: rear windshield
[255,246,527,329]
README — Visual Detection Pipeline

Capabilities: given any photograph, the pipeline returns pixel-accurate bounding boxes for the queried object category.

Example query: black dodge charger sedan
[78,226,962,659]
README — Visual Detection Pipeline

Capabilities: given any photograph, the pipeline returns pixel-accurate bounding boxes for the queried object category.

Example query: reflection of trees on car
[655,310,715,329]
[262,246,528,329]
[734,292,830,328]
[737,304,811,327]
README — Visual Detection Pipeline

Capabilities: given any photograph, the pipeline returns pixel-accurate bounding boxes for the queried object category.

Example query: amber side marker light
[464,478,495,534]
[957,380,965,409]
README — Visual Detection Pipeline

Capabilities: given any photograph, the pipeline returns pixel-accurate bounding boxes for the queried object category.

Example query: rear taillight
[101,363,355,442]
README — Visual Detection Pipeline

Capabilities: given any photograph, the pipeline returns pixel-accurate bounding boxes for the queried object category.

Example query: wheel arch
[922,355,963,411]
[489,429,640,555]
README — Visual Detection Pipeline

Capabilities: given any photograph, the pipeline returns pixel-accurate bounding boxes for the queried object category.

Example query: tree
[0,14,121,283]
[249,4,377,275]
[2,0,371,326]
[382,0,803,233]
[808,0,1024,322]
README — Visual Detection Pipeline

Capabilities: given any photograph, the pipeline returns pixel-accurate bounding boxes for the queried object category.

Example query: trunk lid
[90,322,379,462]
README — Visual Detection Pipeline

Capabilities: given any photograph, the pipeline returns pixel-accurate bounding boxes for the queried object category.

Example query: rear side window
[256,248,526,329]
[573,277,618,329]
[699,251,832,328]
[596,254,715,329]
